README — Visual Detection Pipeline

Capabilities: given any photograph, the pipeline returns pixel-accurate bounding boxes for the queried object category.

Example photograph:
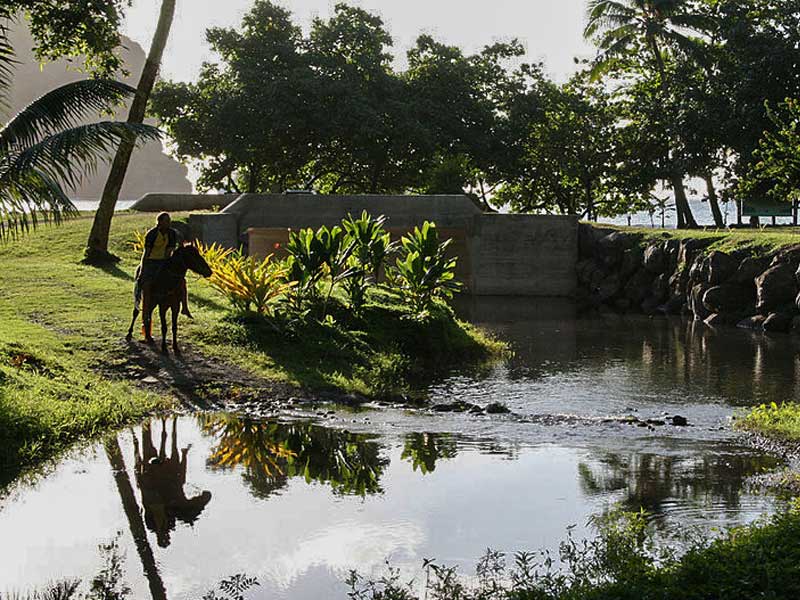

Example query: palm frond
[584,0,636,38]
[0,12,17,108]
[6,121,161,190]
[0,168,76,241]
[0,80,138,153]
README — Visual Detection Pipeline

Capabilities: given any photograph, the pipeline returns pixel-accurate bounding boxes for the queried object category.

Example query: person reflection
[133,416,212,547]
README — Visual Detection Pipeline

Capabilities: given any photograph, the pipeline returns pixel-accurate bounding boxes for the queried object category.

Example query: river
[0,298,793,599]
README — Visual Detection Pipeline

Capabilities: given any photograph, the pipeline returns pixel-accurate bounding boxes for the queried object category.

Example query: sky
[122,0,595,83]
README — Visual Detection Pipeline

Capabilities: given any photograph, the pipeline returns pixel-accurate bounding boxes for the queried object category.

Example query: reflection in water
[401,433,458,474]
[199,415,389,497]
[452,297,800,409]
[578,450,782,523]
[133,418,212,548]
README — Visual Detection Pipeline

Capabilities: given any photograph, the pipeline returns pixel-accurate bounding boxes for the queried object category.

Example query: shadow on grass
[95,261,134,282]
[199,299,499,399]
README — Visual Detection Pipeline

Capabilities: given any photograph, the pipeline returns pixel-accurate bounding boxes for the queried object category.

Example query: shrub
[205,249,293,315]
[342,211,395,311]
[387,222,462,317]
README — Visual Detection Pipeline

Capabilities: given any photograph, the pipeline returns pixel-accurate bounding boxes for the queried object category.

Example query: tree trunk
[85,0,177,264]
[671,172,697,229]
[105,438,168,600]
[705,173,724,228]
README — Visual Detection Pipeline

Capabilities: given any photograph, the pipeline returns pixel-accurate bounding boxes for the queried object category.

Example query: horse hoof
[125,333,132,342]
[161,346,169,355]
[142,337,155,345]
[173,346,181,355]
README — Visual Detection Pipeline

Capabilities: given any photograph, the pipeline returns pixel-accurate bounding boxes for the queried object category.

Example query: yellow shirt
[148,231,170,260]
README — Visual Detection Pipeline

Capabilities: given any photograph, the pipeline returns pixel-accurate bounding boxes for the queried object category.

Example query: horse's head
[178,243,213,278]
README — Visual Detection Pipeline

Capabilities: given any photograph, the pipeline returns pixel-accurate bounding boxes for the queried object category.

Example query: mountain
[6,24,193,202]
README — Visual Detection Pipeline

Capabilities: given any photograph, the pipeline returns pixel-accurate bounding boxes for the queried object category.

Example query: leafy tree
[584,0,714,228]
[150,1,315,194]
[740,99,800,202]
[3,0,128,75]
[85,0,176,264]
[0,15,159,241]
[495,71,643,219]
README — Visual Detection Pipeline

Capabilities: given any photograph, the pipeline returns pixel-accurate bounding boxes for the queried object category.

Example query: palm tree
[85,0,177,264]
[584,0,710,228]
[0,14,160,241]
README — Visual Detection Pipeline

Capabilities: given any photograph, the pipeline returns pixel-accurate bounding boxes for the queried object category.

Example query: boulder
[792,316,800,335]
[702,284,756,316]
[678,238,713,268]
[485,402,511,414]
[598,231,638,267]
[643,243,667,274]
[706,251,738,285]
[651,273,670,304]
[732,256,770,286]
[770,244,800,270]
[621,247,644,279]
[756,264,798,314]
[737,315,766,330]
[689,283,714,321]
[661,295,685,315]
[671,415,689,427]
[577,259,599,287]
[624,269,654,305]
[704,313,725,327]
[669,268,690,299]
[598,273,624,302]
[763,312,793,333]
[688,255,709,285]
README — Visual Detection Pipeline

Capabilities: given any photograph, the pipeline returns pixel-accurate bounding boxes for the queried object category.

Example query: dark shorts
[134,260,166,309]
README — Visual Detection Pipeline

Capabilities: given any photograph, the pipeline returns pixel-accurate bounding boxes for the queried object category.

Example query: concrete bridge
[146,193,577,297]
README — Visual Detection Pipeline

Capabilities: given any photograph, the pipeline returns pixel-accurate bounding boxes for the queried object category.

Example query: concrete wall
[470,215,578,296]
[131,193,239,213]
[189,194,578,297]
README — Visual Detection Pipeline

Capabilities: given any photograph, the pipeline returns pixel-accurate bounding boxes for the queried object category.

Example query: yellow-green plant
[130,229,146,255]
[206,250,294,315]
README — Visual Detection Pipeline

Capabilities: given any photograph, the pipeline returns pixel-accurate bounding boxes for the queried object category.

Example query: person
[135,212,192,318]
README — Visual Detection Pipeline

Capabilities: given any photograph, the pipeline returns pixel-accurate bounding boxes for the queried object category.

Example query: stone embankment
[577,224,800,333]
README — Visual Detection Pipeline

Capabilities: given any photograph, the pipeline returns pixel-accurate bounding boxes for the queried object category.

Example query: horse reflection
[133,417,212,547]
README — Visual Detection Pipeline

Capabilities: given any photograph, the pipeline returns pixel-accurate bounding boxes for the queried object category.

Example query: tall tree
[85,0,176,264]
[584,0,712,228]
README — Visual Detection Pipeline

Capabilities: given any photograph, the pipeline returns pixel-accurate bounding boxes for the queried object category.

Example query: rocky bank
[577,224,800,334]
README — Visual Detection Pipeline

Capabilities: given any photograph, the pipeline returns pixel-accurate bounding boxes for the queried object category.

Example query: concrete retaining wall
[131,193,239,213]
[189,194,578,297]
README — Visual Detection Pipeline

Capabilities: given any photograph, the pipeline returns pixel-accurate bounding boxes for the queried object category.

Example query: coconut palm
[584,0,711,228]
[0,14,160,240]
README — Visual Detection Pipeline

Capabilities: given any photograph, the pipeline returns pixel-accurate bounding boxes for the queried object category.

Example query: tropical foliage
[0,12,159,241]
[198,213,460,319]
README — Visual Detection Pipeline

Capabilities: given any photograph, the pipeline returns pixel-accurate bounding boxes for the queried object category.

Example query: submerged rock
[671,415,689,427]
[485,402,511,415]
[763,312,793,333]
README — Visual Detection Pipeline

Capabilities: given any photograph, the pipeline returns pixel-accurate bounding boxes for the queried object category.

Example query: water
[1,299,795,599]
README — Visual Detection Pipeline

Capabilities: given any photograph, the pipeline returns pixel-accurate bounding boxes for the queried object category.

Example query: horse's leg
[126,308,140,342]
[142,290,155,343]
[172,299,180,354]
[160,302,169,354]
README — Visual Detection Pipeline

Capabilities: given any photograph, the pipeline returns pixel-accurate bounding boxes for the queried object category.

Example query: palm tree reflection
[401,433,458,474]
[199,415,389,497]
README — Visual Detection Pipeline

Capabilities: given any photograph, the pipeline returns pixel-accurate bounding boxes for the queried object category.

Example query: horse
[126,244,213,354]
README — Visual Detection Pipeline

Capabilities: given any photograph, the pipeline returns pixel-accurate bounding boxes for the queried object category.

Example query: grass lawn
[0,212,502,482]
[592,223,800,255]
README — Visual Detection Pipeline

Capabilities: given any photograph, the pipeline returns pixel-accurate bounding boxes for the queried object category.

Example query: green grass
[737,402,800,442]
[0,213,502,480]
[593,223,800,255]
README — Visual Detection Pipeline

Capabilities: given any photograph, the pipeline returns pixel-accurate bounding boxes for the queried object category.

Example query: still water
[0,299,794,599]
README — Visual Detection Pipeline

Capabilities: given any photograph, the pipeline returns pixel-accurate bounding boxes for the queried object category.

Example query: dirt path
[100,339,368,413]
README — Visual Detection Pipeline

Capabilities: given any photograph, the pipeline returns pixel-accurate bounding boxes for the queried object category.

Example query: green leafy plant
[387,222,462,317]
[342,211,395,311]
[205,249,294,315]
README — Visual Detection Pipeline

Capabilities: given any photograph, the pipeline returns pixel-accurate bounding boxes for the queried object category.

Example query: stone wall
[577,224,800,333]
[189,194,578,297]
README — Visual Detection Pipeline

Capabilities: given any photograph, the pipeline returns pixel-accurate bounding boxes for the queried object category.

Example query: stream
[1,298,795,599]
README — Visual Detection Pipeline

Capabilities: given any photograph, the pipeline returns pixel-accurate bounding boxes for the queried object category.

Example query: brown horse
[126,244,213,354]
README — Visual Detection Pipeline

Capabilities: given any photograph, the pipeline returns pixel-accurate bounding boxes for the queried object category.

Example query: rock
[141,376,159,384]
[678,238,713,268]
[660,295,685,315]
[651,273,670,304]
[578,224,597,260]
[624,268,654,305]
[432,401,480,413]
[485,402,511,414]
[688,255,709,285]
[621,248,644,279]
[646,419,666,426]
[792,316,800,335]
[689,283,714,321]
[598,273,624,301]
[737,315,766,330]
[707,251,738,285]
[671,415,689,427]
[702,284,755,316]
[732,256,770,286]
[770,244,800,270]
[669,267,690,299]
[598,231,637,267]
[704,313,725,327]
[641,296,662,315]
[577,259,599,287]
[755,264,798,314]
[643,244,666,274]
[763,312,793,333]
